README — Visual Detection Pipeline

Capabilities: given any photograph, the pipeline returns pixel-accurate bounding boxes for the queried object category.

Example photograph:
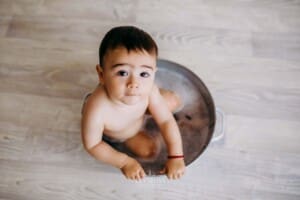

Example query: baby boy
[81,26,185,180]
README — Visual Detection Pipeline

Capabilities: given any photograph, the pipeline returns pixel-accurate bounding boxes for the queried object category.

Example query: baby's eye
[140,72,150,78]
[117,70,129,77]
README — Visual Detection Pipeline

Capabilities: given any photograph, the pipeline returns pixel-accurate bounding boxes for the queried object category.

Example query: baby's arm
[81,101,145,180]
[148,85,185,179]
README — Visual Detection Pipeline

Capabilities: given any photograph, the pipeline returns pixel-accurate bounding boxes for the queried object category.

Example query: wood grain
[1,0,300,199]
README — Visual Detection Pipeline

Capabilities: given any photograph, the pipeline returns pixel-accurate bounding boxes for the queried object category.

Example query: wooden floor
[1,0,300,199]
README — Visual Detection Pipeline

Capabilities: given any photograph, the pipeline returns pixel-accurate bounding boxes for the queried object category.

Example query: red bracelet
[168,155,184,159]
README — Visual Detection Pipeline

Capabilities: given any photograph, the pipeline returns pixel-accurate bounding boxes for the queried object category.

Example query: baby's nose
[127,76,139,89]
[127,82,139,89]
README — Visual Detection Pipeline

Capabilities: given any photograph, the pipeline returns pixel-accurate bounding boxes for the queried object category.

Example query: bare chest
[103,102,148,134]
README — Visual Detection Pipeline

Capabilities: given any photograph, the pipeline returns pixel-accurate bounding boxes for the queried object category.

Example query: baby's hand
[120,157,146,180]
[160,159,185,179]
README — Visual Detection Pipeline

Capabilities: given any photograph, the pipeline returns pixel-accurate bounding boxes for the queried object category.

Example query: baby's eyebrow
[111,63,127,68]
[111,63,154,70]
[141,65,155,70]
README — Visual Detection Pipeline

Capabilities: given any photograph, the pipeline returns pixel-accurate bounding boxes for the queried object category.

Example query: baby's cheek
[146,85,154,95]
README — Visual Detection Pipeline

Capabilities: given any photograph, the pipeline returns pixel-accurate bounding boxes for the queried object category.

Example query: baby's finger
[180,170,185,177]
[130,173,136,180]
[168,171,180,180]
[167,171,173,179]
[139,169,146,179]
[134,174,141,181]
[175,173,181,179]
[136,173,142,181]
[128,175,135,180]
[175,170,185,179]
[124,172,131,180]
[130,172,138,180]
[135,169,145,180]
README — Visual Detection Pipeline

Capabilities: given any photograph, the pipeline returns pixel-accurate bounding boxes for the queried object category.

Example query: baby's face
[100,46,157,106]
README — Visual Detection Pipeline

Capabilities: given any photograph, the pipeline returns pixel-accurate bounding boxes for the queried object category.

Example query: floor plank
[1,0,300,199]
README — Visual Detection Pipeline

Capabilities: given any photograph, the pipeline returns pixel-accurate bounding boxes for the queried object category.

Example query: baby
[81,26,185,180]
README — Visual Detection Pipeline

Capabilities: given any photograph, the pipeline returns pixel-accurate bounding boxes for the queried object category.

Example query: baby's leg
[124,131,158,159]
[159,88,183,113]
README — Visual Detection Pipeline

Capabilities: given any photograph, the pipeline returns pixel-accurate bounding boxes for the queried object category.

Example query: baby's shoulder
[83,87,108,116]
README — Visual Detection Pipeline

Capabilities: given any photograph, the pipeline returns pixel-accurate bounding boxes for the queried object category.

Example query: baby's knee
[160,89,182,112]
[138,142,157,159]
[170,92,182,110]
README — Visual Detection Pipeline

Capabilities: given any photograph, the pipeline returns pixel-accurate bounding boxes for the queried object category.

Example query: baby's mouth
[126,90,140,96]
[126,93,139,96]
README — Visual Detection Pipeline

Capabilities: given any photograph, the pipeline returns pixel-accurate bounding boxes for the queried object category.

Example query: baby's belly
[103,117,144,142]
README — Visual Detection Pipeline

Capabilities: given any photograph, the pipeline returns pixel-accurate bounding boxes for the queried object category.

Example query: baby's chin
[121,95,143,105]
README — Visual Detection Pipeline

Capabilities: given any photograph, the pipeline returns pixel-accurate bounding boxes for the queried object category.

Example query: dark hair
[99,26,158,67]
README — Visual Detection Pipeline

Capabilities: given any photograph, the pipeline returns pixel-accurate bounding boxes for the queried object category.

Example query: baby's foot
[160,89,184,113]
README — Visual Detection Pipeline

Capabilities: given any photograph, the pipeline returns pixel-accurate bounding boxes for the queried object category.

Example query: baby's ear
[96,64,104,84]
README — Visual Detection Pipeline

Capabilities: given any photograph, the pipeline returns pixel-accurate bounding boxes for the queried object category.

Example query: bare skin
[81,47,185,180]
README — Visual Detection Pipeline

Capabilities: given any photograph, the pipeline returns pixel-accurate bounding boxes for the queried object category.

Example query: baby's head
[99,26,158,68]
[97,26,159,105]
